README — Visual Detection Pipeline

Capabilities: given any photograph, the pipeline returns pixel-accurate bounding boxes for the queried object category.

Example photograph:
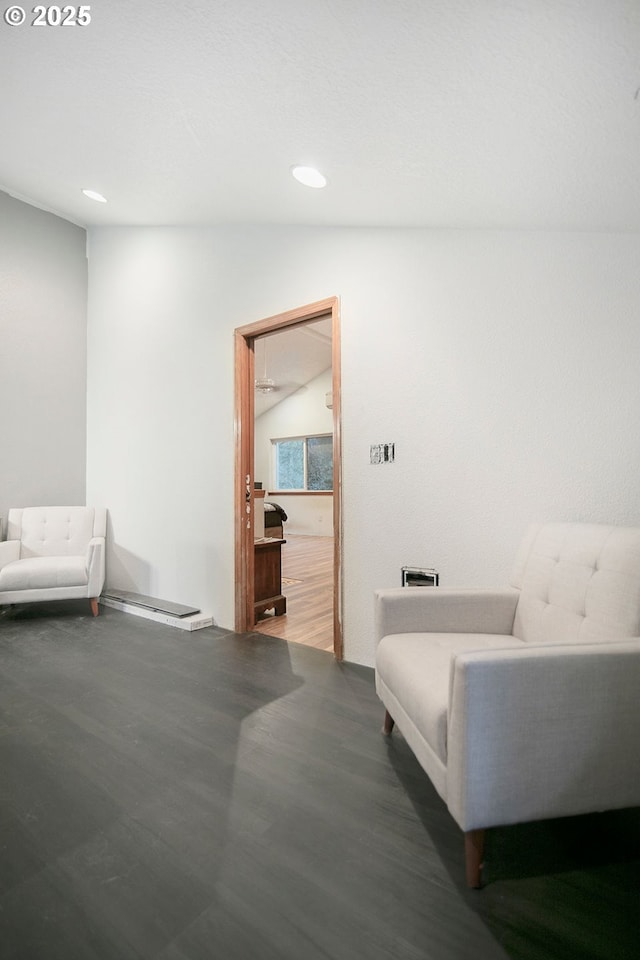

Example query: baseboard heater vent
[100,590,214,632]
[102,590,199,617]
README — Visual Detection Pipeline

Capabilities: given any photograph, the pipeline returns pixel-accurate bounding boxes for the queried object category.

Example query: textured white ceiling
[2,0,640,229]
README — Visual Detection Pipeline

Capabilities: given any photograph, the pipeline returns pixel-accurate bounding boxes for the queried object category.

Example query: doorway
[234,297,342,659]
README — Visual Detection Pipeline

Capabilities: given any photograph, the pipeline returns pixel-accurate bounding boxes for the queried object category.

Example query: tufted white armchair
[375,522,640,886]
[0,506,106,616]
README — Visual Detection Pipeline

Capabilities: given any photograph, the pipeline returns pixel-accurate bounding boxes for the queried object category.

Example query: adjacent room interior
[252,319,335,653]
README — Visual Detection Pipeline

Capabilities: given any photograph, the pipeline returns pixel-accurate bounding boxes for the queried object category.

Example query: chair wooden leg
[464,829,485,888]
[90,598,99,617]
[382,709,395,736]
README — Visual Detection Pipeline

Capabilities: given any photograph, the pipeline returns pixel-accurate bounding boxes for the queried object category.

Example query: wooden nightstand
[254,538,287,618]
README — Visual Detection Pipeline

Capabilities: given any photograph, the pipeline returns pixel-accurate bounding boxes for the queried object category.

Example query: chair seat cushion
[376,633,526,763]
[0,556,88,591]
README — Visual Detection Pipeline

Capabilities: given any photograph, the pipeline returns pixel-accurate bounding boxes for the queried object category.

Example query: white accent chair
[375,522,640,887]
[0,506,106,617]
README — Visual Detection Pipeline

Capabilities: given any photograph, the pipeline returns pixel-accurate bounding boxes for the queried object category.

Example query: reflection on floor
[253,534,333,652]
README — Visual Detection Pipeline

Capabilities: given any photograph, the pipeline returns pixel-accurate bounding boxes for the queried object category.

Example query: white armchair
[0,506,107,616]
[375,522,640,887]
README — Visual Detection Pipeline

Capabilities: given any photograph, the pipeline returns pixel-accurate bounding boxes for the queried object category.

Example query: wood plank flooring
[253,535,333,652]
[1,602,639,960]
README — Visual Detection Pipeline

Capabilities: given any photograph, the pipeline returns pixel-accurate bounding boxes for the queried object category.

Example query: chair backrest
[8,506,107,558]
[511,522,640,644]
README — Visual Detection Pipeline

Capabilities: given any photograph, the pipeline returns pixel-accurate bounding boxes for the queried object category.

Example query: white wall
[86,226,640,665]
[0,192,87,530]
[255,367,333,536]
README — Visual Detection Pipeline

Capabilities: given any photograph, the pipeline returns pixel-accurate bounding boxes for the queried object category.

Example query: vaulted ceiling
[2,1,640,230]
[254,317,332,417]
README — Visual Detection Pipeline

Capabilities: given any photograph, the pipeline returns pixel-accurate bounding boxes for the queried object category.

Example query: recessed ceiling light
[291,166,327,189]
[82,189,107,203]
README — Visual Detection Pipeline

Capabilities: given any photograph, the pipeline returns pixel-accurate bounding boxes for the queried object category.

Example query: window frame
[270,433,334,493]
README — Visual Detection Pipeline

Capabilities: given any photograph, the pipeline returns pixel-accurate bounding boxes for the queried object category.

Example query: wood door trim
[234,296,343,660]
[234,327,255,632]
[330,300,343,660]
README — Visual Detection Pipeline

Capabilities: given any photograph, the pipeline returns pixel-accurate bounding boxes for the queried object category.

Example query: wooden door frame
[234,296,343,660]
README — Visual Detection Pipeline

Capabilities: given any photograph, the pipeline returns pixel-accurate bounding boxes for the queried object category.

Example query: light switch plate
[370,442,395,464]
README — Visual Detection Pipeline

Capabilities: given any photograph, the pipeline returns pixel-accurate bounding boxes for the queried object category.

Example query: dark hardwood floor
[1,601,638,960]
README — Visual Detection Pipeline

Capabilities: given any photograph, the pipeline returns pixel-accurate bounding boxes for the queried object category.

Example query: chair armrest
[447,640,640,832]
[374,588,519,646]
[0,540,20,571]
[85,536,106,596]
